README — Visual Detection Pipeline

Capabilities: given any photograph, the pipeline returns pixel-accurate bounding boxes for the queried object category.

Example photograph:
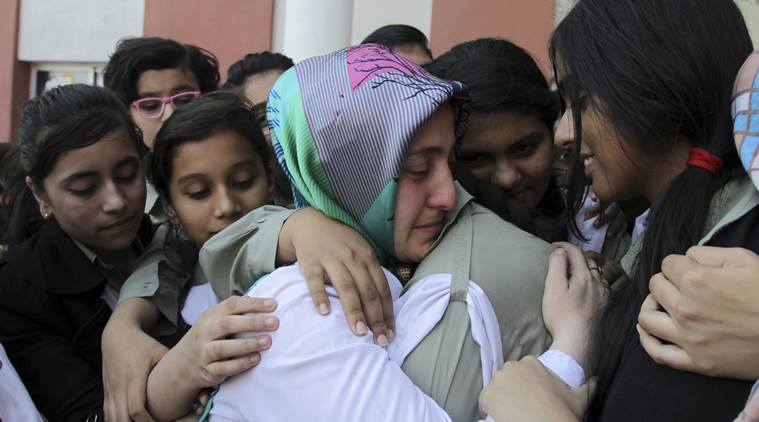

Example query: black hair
[550,0,753,403]
[4,84,141,244]
[361,24,432,60]
[104,37,220,106]
[223,51,294,89]
[149,91,271,201]
[0,143,17,195]
[426,38,559,138]
[426,38,565,242]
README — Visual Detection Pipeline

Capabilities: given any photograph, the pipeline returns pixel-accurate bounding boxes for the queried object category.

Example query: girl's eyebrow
[60,156,139,186]
[511,131,545,146]
[137,84,197,98]
[175,159,261,184]
[175,173,208,185]
[227,159,260,172]
[60,171,97,187]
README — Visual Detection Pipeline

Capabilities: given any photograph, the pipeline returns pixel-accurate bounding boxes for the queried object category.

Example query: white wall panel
[272,0,354,62]
[18,0,144,62]
[350,0,432,45]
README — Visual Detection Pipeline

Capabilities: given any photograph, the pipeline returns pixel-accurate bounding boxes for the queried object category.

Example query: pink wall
[143,0,274,83]
[430,0,555,71]
[0,0,30,142]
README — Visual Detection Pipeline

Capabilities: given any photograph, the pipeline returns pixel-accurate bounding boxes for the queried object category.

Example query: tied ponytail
[550,0,753,403]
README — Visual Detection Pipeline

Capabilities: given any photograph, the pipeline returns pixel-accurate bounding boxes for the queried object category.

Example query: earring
[42,210,51,219]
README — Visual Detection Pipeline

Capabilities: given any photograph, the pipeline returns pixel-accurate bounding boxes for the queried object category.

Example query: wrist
[277,209,310,265]
[549,333,589,374]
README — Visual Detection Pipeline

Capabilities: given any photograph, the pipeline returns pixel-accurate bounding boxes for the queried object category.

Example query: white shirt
[181,265,503,422]
[0,343,43,422]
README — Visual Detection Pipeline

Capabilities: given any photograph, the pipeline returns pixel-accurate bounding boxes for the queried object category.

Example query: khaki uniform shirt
[118,206,296,336]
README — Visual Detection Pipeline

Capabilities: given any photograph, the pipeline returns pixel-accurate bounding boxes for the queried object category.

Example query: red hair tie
[687,148,723,176]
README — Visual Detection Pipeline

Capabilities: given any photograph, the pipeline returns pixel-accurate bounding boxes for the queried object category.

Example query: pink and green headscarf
[267,44,468,262]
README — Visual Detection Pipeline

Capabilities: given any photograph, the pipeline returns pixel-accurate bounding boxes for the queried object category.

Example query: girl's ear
[26,176,52,219]
[162,200,180,225]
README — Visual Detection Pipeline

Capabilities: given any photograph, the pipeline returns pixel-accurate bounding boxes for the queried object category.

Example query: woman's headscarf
[267,44,468,262]
[733,49,759,192]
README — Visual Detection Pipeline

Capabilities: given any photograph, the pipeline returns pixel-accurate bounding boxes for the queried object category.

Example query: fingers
[647,272,681,315]
[638,294,679,344]
[205,336,272,361]
[686,245,759,267]
[593,202,614,227]
[659,254,696,290]
[197,390,210,407]
[637,323,694,371]
[545,248,570,292]
[569,377,597,416]
[204,352,262,382]
[103,378,117,422]
[199,313,279,341]
[302,264,331,316]
[321,260,369,337]
[368,263,395,340]
[345,261,389,345]
[126,370,154,422]
[206,295,278,318]
[193,390,211,416]
[555,242,592,283]
[584,201,601,220]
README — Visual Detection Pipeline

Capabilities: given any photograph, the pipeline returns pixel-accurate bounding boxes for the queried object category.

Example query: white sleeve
[537,349,586,388]
[180,282,220,326]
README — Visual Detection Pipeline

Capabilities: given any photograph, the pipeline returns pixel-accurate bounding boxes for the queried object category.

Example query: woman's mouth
[414,220,443,237]
[101,215,135,232]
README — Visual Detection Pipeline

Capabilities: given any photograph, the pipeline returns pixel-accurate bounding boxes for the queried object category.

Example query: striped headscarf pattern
[267,44,468,261]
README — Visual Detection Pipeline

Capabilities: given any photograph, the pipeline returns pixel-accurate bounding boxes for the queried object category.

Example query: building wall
[554,0,576,25]
[0,0,29,141]
[350,0,433,45]
[737,0,759,45]
[18,0,144,62]
[272,0,353,62]
[430,0,555,70]
[144,0,274,81]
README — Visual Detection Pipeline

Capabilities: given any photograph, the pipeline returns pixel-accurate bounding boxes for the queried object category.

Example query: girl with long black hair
[549,0,759,420]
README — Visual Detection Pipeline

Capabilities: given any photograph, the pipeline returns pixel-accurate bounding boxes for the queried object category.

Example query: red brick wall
[143,0,275,83]
[0,0,30,141]
[430,0,555,71]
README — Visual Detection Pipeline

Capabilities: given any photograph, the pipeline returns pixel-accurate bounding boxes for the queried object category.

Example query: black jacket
[595,206,759,422]
[0,217,154,422]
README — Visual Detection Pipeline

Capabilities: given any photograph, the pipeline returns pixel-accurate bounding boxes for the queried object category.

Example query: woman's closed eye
[230,176,256,189]
[69,184,97,197]
[185,185,211,200]
[402,155,432,178]
[403,164,430,178]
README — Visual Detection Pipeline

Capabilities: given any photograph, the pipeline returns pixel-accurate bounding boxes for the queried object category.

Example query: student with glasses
[104,37,220,151]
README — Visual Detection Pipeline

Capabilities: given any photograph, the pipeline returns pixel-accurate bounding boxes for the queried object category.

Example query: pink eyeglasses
[130,91,201,119]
